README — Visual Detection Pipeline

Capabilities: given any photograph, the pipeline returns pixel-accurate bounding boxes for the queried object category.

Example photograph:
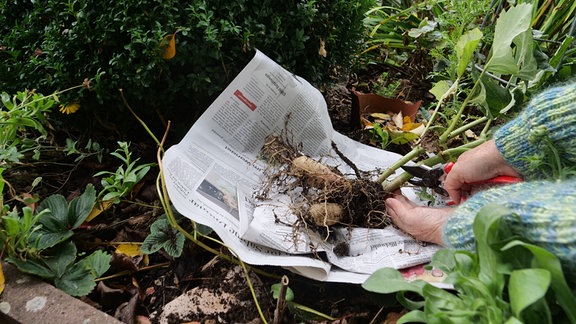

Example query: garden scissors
[401,162,522,202]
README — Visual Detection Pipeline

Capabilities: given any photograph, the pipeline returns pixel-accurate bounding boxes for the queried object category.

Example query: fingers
[385,196,451,245]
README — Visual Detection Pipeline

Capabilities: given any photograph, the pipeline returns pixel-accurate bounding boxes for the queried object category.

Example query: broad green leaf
[513,30,538,81]
[430,249,456,273]
[473,204,509,296]
[37,194,69,231]
[43,241,76,278]
[141,217,184,257]
[429,80,453,101]
[488,3,533,75]
[68,184,96,228]
[55,261,95,297]
[163,230,185,258]
[7,256,55,279]
[397,309,427,324]
[472,71,515,117]
[82,250,112,278]
[509,268,550,318]
[396,290,425,310]
[34,229,74,250]
[362,267,424,295]
[421,283,465,313]
[504,316,523,324]
[456,28,482,78]
[502,240,576,322]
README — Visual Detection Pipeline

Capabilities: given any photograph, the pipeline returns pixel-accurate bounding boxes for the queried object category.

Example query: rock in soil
[150,265,273,323]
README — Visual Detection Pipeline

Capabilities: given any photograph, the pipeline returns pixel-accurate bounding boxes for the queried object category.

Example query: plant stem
[448,116,489,139]
[439,67,489,144]
[382,137,486,192]
[377,146,426,183]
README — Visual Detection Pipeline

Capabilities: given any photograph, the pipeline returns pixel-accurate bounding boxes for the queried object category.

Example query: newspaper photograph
[161,50,441,284]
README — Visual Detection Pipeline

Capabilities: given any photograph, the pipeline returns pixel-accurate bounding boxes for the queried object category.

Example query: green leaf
[430,248,456,273]
[270,284,294,302]
[397,309,427,324]
[472,71,514,117]
[362,267,423,295]
[473,204,509,296]
[55,261,96,297]
[43,241,77,278]
[67,184,96,228]
[509,268,550,318]
[34,229,74,250]
[488,3,533,75]
[455,28,482,78]
[7,256,55,279]
[163,230,185,257]
[141,217,184,257]
[37,194,69,231]
[502,240,576,322]
[82,250,112,278]
[512,30,538,81]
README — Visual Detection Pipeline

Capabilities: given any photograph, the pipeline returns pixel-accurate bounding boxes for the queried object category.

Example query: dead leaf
[318,39,327,57]
[0,262,4,296]
[86,199,114,222]
[392,111,404,129]
[370,112,391,121]
[113,244,149,271]
[408,123,426,136]
[160,31,178,60]
[465,129,478,139]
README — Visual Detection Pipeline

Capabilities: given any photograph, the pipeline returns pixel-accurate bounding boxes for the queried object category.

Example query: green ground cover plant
[363,204,576,323]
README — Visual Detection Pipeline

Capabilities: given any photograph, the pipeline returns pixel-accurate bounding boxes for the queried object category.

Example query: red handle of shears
[444,162,522,205]
[443,162,523,185]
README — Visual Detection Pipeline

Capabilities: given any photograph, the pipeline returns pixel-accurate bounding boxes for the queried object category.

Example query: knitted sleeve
[442,82,576,284]
[494,82,576,180]
[442,179,576,284]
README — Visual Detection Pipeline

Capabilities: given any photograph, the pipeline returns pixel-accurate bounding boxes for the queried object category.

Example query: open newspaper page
[162,50,440,283]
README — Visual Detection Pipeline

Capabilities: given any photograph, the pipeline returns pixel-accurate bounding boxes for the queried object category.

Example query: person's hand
[385,192,452,245]
[444,140,521,203]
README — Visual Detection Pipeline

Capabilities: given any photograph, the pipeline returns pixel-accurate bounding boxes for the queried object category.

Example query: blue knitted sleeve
[442,82,576,285]
[494,82,576,179]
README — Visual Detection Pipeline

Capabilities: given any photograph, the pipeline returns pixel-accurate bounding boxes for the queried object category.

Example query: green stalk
[383,137,486,192]
[377,146,426,183]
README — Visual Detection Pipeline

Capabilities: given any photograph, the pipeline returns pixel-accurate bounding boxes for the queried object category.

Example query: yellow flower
[59,102,80,114]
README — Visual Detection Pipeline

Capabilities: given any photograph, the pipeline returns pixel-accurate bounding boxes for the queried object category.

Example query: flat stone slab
[0,262,122,324]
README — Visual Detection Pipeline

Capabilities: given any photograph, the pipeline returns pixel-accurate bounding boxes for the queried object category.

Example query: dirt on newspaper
[257,129,393,257]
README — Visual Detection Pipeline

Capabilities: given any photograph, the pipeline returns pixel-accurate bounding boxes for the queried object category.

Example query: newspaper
[162,50,441,284]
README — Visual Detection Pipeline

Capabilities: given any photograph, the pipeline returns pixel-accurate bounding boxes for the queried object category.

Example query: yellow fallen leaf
[370,112,391,120]
[402,122,423,132]
[360,116,375,128]
[408,123,426,136]
[392,111,404,129]
[0,262,4,295]
[114,244,149,270]
[160,32,177,60]
[86,199,114,222]
[116,244,143,257]
[318,39,327,57]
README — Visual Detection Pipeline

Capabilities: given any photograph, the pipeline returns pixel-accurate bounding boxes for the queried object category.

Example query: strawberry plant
[1,185,112,296]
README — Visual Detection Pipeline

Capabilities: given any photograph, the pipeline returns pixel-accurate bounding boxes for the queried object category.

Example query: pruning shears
[401,162,522,203]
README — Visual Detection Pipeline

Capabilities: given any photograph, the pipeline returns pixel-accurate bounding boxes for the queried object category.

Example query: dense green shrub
[0,0,376,130]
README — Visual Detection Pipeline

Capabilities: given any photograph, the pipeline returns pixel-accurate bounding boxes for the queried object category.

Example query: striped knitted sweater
[442,82,576,284]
